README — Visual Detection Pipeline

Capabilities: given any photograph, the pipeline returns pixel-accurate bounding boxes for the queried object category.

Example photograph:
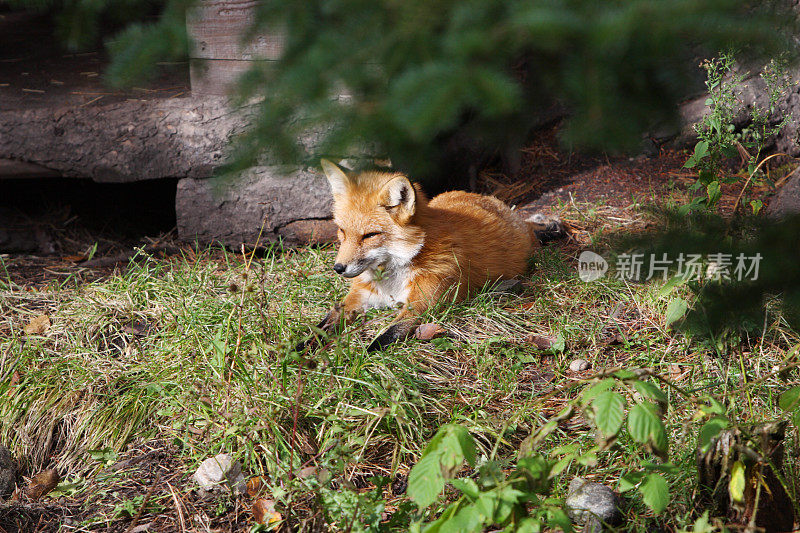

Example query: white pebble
[569,359,590,372]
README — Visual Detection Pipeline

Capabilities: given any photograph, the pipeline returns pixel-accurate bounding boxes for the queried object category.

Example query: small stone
[565,477,622,531]
[569,359,590,372]
[0,445,16,498]
[192,453,246,495]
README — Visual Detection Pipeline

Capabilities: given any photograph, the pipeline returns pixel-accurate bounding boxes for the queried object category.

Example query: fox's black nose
[333,263,346,274]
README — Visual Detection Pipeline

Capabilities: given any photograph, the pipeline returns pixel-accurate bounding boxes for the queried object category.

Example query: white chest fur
[357,264,413,310]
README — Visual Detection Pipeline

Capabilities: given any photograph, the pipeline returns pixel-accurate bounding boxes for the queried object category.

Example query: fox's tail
[526,213,566,245]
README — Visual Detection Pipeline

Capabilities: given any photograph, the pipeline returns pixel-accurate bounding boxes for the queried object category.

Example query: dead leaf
[7,371,21,397]
[61,254,87,263]
[668,363,687,382]
[252,498,282,525]
[296,466,317,479]
[525,334,556,350]
[24,469,59,501]
[415,323,446,340]
[23,315,50,336]
[246,476,264,497]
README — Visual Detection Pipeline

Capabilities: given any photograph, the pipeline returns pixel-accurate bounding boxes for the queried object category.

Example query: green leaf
[632,380,668,405]
[410,424,477,507]
[575,449,598,467]
[517,454,552,481]
[592,391,626,437]
[516,517,546,533]
[451,425,477,468]
[684,141,709,168]
[551,455,573,478]
[691,510,714,533]
[421,501,460,533]
[474,492,499,522]
[778,386,800,412]
[618,471,645,492]
[551,333,566,353]
[658,275,687,298]
[581,378,616,404]
[420,425,448,459]
[628,402,669,459]
[546,507,574,532]
[698,416,728,452]
[451,478,480,500]
[706,180,721,205]
[613,369,636,380]
[88,447,118,465]
[438,504,484,533]
[638,473,669,514]
[698,169,716,184]
[791,409,800,429]
[750,199,763,214]
[728,460,746,503]
[408,453,445,508]
[440,431,473,477]
[699,397,727,416]
[665,298,688,328]
[497,486,526,504]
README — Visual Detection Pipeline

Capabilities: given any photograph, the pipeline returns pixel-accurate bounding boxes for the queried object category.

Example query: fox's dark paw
[367,321,417,352]
[367,324,403,352]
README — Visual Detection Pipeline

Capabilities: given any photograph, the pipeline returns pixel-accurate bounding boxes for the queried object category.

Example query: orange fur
[304,160,539,351]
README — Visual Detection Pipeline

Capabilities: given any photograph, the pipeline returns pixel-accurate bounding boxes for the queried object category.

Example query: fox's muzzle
[333,261,369,278]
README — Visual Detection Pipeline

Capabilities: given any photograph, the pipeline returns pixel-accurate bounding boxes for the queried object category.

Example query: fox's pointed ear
[321,159,349,196]
[381,176,416,222]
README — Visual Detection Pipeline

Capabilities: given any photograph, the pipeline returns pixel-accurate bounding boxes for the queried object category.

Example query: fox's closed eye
[362,231,382,240]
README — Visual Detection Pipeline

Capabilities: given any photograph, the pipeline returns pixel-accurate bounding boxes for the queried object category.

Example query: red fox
[299,159,557,352]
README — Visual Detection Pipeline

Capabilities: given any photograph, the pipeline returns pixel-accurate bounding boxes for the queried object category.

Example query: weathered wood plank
[0,97,250,182]
[186,0,284,61]
[187,0,284,96]
[189,58,275,97]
